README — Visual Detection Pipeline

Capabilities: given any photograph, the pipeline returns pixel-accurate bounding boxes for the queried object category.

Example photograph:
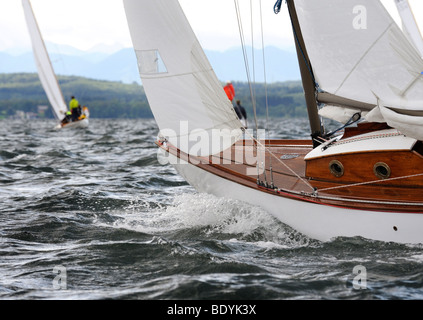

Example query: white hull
[169,152,423,244]
[54,118,89,130]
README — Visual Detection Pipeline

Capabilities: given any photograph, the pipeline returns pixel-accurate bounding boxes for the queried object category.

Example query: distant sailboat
[394,0,423,57]
[124,0,423,244]
[21,0,89,129]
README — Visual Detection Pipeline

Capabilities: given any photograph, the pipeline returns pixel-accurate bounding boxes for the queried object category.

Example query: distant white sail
[123,0,243,156]
[22,0,67,121]
[294,0,423,140]
[394,0,423,57]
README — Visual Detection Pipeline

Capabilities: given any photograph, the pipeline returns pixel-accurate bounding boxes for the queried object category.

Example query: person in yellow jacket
[69,96,80,121]
[61,111,72,125]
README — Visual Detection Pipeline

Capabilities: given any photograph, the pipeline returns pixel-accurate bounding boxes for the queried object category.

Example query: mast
[286,0,323,145]
[279,0,423,142]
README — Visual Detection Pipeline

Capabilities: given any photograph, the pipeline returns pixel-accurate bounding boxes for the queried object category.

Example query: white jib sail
[22,0,68,121]
[394,0,423,58]
[123,0,243,156]
[294,0,423,140]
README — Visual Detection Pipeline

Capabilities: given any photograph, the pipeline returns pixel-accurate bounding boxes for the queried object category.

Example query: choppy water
[1,118,423,301]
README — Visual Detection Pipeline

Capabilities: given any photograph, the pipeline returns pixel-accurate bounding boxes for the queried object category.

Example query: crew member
[235,100,248,128]
[61,111,72,125]
[69,96,79,121]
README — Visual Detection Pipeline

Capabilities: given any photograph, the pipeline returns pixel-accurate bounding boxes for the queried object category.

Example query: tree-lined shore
[0,73,306,119]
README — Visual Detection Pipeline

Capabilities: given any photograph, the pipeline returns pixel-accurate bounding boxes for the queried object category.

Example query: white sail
[394,0,423,57]
[123,0,243,156]
[294,0,423,140]
[22,0,67,121]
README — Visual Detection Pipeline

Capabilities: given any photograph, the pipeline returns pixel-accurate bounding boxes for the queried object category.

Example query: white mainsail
[22,0,68,121]
[394,0,423,57]
[294,0,423,140]
[123,0,243,156]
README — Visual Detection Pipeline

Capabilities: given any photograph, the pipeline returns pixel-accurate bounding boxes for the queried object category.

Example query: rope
[289,190,423,207]
[319,172,423,193]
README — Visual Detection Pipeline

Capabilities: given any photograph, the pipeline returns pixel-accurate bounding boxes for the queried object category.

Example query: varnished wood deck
[160,138,423,213]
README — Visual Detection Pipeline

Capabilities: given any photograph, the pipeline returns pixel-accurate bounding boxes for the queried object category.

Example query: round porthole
[329,160,344,178]
[374,162,391,179]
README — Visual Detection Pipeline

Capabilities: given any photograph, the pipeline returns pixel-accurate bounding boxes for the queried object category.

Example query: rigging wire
[237,0,312,191]
[259,0,274,188]
[234,0,259,132]
[234,0,261,184]
[249,0,257,119]
[248,0,268,186]
[234,0,276,187]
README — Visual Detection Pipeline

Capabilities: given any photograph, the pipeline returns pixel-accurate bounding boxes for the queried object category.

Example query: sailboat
[394,0,423,57]
[123,0,423,244]
[22,0,89,129]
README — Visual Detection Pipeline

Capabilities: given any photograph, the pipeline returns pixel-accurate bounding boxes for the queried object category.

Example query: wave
[100,192,313,248]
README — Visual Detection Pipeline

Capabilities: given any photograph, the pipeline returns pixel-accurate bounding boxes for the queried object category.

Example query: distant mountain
[0,44,301,84]
[207,46,301,83]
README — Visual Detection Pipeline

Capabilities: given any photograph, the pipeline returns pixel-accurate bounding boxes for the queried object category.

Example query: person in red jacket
[224,81,235,102]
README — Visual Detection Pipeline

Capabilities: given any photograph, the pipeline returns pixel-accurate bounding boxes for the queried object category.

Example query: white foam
[104,193,292,241]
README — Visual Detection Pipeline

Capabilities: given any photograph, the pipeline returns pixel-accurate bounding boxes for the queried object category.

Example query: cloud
[0,0,422,53]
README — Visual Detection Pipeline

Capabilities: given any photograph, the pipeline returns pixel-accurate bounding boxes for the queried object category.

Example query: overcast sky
[0,0,422,53]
